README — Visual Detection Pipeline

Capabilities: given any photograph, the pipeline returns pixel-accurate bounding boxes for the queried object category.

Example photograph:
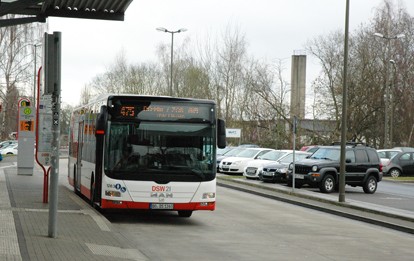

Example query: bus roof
[80,94,216,108]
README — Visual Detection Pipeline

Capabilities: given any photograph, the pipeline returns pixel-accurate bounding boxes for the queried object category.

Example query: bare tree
[89,50,164,97]
[0,17,44,139]
[245,59,291,148]
[212,25,247,126]
[306,0,414,147]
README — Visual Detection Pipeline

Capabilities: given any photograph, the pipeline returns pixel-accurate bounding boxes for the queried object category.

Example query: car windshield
[378,150,400,159]
[0,141,17,149]
[3,143,17,149]
[223,148,245,156]
[310,148,340,161]
[258,150,286,161]
[236,149,263,158]
[217,147,233,155]
[278,153,309,163]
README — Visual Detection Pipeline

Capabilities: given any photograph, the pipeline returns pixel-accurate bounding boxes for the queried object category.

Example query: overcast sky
[46,0,414,107]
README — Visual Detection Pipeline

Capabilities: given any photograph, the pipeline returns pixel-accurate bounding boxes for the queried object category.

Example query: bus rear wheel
[178,211,192,218]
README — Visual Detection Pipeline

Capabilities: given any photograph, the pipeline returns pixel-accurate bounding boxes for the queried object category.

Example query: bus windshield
[104,121,215,182]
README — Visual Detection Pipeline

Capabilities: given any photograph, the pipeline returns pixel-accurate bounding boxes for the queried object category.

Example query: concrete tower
[290,54,306,119]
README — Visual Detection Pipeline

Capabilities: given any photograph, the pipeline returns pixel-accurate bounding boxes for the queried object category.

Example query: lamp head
[373,32,384,38]
[156,27,167,32]
[396,33,405,39]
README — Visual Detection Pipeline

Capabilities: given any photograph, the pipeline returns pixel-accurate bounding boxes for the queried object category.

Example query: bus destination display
[120,106,135,117]
[117,103,212,121]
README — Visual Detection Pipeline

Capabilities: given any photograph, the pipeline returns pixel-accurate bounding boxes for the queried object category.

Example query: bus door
[75,120,84,192]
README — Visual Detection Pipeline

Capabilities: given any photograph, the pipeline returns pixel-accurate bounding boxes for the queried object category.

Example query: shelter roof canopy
[0,0,133,21]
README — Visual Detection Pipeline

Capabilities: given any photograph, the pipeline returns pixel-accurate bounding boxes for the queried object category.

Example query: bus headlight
[202,192,216,199]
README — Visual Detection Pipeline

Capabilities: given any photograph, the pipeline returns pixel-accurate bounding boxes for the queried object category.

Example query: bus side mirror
[217,119,226,149]
[95,105,108,136]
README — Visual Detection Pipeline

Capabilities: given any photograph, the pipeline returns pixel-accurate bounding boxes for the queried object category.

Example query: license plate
[263,172,274,177]
[150,203,174,210]
[295,174,305,179]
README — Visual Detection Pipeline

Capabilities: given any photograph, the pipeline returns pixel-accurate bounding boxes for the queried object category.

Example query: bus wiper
[167,166,205,179]
[190,168,205,179]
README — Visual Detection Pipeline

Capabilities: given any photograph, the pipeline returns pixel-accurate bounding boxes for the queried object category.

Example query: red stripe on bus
[101,199,215,211]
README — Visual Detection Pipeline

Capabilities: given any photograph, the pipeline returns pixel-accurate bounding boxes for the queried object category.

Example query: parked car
[0,140,17,149]
[219,148,273,175]
[243,150,293,179]
[259,151,311,183]
[217,146,235,156]
[300,145,319,154]
[0,143,18,155]
[238,144,260,148]
[392,147,414,152]
[377,148,403,173]
[384,151,414,178]
[287,143,382,194]
[216,147,246,172]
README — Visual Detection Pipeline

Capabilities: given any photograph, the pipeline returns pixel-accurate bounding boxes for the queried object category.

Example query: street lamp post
[389,59,396,147]
[339,0,350,203]
[33,43,41,105]
[374,32,405,148]
[156,27,187,96]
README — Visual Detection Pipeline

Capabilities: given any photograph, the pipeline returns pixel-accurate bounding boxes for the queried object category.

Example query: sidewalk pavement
[1,160,414,260]
[0,161,148,261]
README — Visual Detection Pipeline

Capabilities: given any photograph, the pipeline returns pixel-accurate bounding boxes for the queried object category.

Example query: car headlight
[312,165,318,172]
[288,163,293,170]
[232,161,241,166]
[279,167,288,173]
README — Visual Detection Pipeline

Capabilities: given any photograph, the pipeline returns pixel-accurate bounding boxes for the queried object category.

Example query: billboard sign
[226,128,241,138]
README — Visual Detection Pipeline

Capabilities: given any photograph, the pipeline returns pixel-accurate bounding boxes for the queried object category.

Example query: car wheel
[389,168,401,178]
[363,176,377,194]
[319,174,335,193]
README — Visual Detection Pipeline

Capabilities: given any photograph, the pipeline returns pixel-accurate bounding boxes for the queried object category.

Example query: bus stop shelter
[0,0,133,27]
[0,0,134,238]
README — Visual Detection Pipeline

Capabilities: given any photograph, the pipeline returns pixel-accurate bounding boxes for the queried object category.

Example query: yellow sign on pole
[19,106,35,133]
[19,120,34,131]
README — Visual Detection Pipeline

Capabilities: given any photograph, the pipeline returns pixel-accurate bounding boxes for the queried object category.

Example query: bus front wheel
[90,175,96,207]
[178,211,192,218]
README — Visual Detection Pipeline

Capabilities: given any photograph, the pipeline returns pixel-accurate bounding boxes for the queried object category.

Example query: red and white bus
[68,94,226,217]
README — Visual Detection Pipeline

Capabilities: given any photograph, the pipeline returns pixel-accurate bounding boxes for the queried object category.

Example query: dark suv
[287,143,382,194]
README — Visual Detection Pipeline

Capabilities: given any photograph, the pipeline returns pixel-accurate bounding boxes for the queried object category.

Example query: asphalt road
[3,156,414,260]
[105,186,414,261]
[237,175,414,213]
